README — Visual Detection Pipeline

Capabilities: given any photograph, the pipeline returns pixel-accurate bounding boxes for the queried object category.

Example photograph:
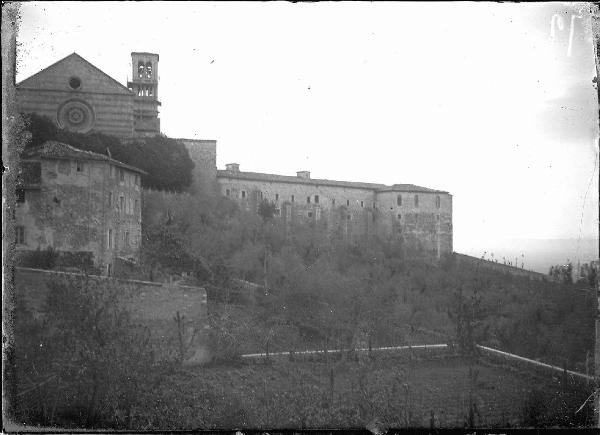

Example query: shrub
[16,247,58,269]
[13,275,172,428]
[207,308,250,363]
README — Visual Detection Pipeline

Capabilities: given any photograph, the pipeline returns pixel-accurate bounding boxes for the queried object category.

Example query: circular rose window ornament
[69,76,81,90]
[56,99,95,133]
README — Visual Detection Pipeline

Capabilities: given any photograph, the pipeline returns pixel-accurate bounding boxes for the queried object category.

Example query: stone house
[16,141,145,275]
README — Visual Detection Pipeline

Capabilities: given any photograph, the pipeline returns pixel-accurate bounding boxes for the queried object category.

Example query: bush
[141,189,240,285]
[13,275,172,428]
[16,247,58,269]
[207,308,251,363]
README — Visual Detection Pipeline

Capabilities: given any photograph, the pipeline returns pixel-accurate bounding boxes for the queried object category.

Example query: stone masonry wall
[218,174,453,255]
[17,88,134,137]
[15,267,210,364]
[16,157,142,274]
[376,191,453,256]
[219,175,380,241]
[180,139,218,195]
[218,175,376,215]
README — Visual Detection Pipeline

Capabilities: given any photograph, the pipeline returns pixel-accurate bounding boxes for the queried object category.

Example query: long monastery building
[214,163,453,257]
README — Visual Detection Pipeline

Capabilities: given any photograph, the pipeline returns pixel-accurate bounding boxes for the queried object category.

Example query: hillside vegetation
[10,188,595,430]
[141,190,596,371]
[12,273,593,429]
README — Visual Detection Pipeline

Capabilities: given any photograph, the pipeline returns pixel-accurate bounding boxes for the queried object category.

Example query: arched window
[414,195,419,207]
[436,195,441,208]
[145,62,153,78]
[138,61,145,78]
[397,195,402,206]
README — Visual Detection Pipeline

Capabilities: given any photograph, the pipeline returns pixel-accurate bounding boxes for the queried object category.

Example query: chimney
[297,171,310,179]
[226,163,240,172]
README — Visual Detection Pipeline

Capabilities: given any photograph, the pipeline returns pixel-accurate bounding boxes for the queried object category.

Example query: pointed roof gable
[17,53,133,95]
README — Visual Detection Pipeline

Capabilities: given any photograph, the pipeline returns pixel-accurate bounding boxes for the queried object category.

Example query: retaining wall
[15,267,210,364]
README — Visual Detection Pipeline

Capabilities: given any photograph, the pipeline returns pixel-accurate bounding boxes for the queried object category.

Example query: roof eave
[216,170,448,193]
[24,142,147,175]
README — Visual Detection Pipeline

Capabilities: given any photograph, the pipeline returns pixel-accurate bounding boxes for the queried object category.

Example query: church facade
[16,52,161,137]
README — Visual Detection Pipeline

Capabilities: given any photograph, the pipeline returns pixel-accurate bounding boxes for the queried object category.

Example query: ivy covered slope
[22,113,195,192]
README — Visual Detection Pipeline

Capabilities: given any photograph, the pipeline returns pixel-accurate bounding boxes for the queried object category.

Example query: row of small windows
[108,192,139,216]
[53,161,140,186]
[395,213,441,221]
[56,159,85,174]
[16,187,137,216]
[109,165,140,185]
[137,85,154,97]
[225,189,442,209]
[16,224,136,250]
[17,187,138,211]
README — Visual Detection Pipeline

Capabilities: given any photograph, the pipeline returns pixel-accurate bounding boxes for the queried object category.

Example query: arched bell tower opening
[128,52,161,136]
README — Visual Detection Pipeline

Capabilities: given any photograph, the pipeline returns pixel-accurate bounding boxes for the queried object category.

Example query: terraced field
[133,354,590,430]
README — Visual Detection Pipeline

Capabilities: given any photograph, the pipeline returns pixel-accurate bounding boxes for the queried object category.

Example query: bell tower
[127,52,161,136]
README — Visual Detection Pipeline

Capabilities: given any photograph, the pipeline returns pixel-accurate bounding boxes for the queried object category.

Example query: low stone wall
[453,252,547,281]
[15,267,210,364]
[15,249,96,273]
[477,345,593,384]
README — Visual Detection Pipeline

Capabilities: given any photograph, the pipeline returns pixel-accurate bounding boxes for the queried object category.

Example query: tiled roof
[22,141,146,174]
[377,184,449,194]
[216,170,448,194]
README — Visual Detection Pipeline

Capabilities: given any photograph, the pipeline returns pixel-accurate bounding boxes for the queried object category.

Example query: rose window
[56,99,95,133]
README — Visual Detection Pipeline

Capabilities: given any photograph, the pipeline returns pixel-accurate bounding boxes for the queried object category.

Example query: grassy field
[130,354,579,430]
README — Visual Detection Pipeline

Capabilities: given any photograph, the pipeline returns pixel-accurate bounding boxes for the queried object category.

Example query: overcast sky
[15,2,599,265]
